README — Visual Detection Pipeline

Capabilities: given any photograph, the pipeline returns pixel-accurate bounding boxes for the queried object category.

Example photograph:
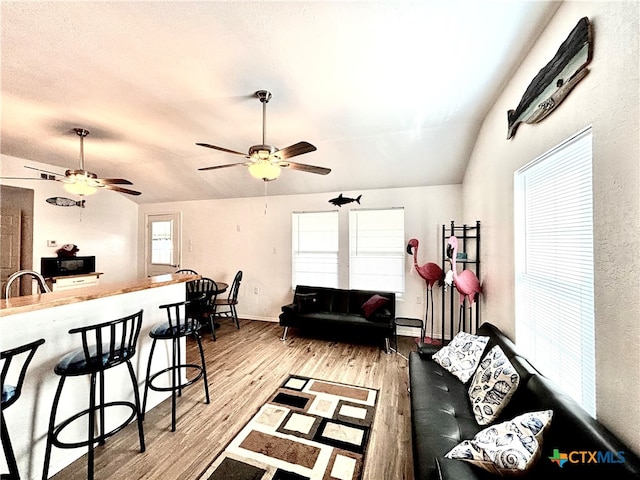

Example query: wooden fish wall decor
[46,197,86,208]
[507,17,592,139]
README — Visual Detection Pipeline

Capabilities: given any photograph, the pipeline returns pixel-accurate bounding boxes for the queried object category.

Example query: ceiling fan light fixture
[248,161,281,181]
[63,180,97,196]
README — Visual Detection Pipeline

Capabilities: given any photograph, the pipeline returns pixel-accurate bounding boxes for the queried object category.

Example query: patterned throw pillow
[446,410,553,475]
[432,332,489,383]
[468,346,520,425]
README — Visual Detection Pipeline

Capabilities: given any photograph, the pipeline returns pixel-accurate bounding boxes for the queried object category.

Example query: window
[151,220,174,265]
[292,211,339,288]
[349,208,405,294]
[514,127,595,416]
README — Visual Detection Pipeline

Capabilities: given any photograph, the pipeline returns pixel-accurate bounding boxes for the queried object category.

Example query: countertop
[0,273,199,317]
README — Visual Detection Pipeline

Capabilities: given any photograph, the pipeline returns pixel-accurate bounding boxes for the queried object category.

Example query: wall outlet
[416,296,422,304]
[254,287,260,295]
[47,240,57,247]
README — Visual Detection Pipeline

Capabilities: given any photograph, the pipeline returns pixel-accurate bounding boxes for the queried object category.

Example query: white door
[145,213,181,276]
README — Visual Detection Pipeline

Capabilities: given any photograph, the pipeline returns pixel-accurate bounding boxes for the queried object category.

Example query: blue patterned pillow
[432,332,489,383]
[468,346,520,425]
[446,410,553,475]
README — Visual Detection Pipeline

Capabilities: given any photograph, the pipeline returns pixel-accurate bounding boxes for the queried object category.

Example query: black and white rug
[200,375,378,480]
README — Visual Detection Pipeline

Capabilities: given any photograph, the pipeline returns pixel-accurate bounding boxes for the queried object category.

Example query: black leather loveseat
[279,285,395,351]
[410,322,640,480]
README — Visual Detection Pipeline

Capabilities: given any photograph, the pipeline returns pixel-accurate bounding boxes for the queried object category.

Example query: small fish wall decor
[329,193,362,207]
[46,197,86,208]
[507,17,592,139]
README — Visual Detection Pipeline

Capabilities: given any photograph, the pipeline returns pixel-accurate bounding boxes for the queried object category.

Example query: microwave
[41,256,96,278]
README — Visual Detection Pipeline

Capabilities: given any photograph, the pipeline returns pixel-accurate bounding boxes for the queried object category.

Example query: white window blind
[349,208,405,294]
[514,127,595,416]
[292,211,339,288]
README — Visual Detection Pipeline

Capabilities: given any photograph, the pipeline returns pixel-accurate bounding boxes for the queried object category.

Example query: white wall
[462,2,639,453]
[138,184,462,328]
[1,154,139,284]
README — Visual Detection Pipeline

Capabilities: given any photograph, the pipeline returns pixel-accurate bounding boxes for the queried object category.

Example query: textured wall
[462,1,639,454]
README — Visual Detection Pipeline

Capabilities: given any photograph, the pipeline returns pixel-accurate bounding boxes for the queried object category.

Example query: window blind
[292,211,339,288]
[514,127,595,416]
[349,208,405,294]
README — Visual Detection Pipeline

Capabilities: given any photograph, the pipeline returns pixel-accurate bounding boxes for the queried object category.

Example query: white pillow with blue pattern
[468,345,520,425]
[445,410,553,475]
[432,332,489,383]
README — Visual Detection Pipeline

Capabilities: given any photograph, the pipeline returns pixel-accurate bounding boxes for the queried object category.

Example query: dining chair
[175,269,198,275]
[212,270,243,329]
[185,278,220,340]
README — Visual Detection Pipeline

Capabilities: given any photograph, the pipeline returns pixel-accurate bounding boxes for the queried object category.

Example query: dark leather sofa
[410,322,640,480]
[279,285,395,350]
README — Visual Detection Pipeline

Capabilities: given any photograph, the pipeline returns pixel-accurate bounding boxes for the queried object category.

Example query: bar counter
[1,273,199,480]
[0,273,199,317]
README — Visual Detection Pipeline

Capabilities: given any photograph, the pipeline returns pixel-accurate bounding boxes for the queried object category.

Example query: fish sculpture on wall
[507,17,593,139]
[328,193,362,207]
[46,197,86,208]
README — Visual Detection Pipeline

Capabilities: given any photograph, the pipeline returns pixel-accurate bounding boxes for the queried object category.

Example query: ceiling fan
[1,128,141,196]
[196,90,331,181]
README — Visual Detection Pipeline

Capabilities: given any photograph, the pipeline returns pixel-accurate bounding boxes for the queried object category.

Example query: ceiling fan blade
[96,178,133,185]
[275,141,317,160]
[279,161,331,175]
[0,176,58,181]
[198,162,250,171]
[103,185,142,196]
[24,165,65,177]
[196,143,249,157]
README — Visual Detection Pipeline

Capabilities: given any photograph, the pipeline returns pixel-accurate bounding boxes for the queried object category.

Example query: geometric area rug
[199,375,378,480]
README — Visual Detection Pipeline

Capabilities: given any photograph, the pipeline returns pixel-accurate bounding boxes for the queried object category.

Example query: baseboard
[240,315,279,323]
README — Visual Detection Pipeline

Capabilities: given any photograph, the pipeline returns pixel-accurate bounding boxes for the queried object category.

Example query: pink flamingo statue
[406,238,444,343]
[446,235,482,332]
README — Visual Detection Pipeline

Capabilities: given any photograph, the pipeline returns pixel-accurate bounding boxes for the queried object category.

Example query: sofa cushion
[295,293,318,313]
[433,332,489,383]
[445,410,553,476]
[468,346,520,425]
[361,294,390,319]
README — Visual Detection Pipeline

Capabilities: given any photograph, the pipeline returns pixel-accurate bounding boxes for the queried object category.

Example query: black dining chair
[212,270,243,329]
[175,269,198,275]
[2,338,45,480]
[185,278,220,341]
[142,298,210,432]
[42,311,145,480]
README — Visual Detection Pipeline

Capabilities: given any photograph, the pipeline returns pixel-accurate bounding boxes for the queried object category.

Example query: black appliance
[40,256,96,278]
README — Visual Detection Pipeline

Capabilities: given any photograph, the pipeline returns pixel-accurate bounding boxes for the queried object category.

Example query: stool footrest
[51,401,138,449]
[147,364,205,392]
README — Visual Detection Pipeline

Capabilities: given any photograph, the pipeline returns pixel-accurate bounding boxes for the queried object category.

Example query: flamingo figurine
[446,235,482,332]
[406,238,444,343]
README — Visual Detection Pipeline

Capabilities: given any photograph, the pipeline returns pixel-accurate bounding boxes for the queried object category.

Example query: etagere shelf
[440,220,481,342]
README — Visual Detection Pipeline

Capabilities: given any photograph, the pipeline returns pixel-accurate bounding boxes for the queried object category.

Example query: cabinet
[49,273,102,292]
[440,221,481,341]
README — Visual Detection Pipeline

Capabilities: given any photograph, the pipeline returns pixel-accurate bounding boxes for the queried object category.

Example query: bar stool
[142,298,210,432]
[2,338,45,480]
[42,311,145,480]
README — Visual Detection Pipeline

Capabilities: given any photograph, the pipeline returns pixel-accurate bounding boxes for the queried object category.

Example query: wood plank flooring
[50,319,416,480]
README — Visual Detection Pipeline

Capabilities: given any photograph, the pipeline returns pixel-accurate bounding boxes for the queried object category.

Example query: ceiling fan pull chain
[264,180,268,215]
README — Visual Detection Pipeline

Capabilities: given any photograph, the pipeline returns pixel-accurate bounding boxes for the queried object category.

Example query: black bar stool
[2,338,45,480]
[142,298,210,432]
[42,311,145,480]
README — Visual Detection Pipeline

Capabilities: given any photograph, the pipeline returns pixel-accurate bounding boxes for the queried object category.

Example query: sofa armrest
[281,303,297,313]
[435,457,487,480]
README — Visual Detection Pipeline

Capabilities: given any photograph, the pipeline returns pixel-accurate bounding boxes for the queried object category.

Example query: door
[1,185,34,298]
[1,208,22,298]
[145,213,181,276]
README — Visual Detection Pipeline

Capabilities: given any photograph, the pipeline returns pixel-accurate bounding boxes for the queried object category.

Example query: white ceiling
[1,1,559,204]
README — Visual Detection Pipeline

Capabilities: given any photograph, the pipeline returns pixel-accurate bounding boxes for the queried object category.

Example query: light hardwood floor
[51,319,416,480]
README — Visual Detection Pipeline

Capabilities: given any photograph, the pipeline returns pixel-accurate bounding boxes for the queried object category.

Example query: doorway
[145,212,181,277]
[0,185,34,298]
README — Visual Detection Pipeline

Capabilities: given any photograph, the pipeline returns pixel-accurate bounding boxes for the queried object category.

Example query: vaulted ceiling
[1,1,559,204]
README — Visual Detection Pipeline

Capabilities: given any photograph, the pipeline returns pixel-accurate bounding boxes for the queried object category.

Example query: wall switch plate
[47,240,57,247]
